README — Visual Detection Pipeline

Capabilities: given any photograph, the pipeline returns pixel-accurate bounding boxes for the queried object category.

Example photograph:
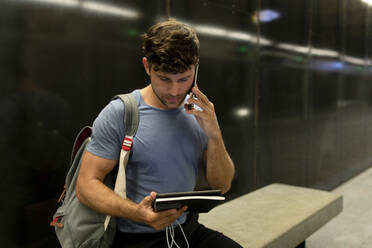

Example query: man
[76,19,242,248]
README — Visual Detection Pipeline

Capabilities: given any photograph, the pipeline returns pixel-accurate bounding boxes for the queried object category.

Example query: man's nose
[168,82,182,96]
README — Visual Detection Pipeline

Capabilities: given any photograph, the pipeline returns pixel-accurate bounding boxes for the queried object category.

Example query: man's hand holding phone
[185,85,222,141]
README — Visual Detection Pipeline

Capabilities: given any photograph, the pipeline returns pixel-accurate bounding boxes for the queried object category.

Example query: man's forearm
[205,135,235,194]
[76,177,140,222]
[76,178,187,230]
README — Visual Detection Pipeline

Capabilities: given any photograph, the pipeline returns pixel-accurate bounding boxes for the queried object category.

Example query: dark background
[1,0,372,246]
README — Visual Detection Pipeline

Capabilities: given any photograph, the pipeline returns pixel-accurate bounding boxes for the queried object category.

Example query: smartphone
[187,64,199,110]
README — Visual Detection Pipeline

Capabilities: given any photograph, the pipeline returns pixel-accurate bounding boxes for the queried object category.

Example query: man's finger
[184,103,206,118]
[156,207,188,226]
[192,86,209,104]
[154,205,187,220]
[140,196,154,207]
[140,192,157,207]
[186,97,206,110]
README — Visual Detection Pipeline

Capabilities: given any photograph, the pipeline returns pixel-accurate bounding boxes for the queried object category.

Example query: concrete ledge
[199,183,343,248]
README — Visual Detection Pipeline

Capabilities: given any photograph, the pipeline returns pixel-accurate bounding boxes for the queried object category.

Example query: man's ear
[142,57,150,76]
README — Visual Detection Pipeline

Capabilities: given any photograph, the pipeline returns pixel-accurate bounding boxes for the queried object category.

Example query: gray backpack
[50,93,139,248]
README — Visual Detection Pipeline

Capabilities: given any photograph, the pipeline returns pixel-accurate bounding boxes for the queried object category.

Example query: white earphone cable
[165,220,189,248]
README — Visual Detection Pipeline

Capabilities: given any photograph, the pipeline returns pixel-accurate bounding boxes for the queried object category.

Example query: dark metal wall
[1,0,372,246]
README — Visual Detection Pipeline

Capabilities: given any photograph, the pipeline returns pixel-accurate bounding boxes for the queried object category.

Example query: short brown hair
[142,19,199,73]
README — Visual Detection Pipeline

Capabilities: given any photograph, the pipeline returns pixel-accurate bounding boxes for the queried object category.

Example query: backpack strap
[104,93,139,230]
[114,93,140,137]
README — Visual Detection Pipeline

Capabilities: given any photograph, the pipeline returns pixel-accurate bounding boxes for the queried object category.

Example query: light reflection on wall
[17,0,141,19]
[83,1,140,18]
[12,0,372,70]
[184,20,371,69]
[233,107,251,119]
[194,24,273,45]
[252,9,281,24]
[310,60,344,72]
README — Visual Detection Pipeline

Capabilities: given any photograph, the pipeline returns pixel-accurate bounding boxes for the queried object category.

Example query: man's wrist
[118,198,140,222]
[208,131,223,143]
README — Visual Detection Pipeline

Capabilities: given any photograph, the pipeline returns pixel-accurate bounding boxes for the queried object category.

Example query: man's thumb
[141,192,156,206]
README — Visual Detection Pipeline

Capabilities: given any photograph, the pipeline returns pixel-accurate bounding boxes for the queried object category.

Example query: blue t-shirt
[87,90,208,233]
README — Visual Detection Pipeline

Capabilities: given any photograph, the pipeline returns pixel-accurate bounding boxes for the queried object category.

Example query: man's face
[146,62,196,110]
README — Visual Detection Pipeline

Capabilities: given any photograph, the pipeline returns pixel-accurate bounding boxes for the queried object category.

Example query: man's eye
[161,77,170,81]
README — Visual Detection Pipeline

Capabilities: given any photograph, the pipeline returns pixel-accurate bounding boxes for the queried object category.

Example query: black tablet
[152,190,225,213]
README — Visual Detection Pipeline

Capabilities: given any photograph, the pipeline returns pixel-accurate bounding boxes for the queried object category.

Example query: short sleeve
[87,99,126,160]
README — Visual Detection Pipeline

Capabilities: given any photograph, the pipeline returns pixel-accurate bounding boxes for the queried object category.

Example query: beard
[151,86,187,109]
